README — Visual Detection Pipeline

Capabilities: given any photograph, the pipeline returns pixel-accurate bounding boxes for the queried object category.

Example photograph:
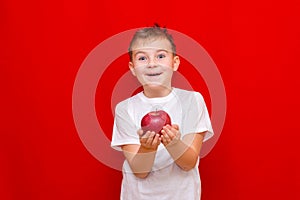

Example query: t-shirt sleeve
[111,100,140,151]
[182,92,214,142]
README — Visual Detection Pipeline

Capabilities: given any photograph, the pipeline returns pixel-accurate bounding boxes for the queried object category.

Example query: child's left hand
[160,124,181,146]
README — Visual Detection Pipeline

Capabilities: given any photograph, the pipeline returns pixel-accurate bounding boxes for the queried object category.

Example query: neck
[143,85,172,98]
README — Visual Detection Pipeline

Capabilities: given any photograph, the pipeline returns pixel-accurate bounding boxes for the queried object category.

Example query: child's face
[129,38,180,89]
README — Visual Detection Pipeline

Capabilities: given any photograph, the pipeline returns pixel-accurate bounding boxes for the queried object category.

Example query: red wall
[1,0,299,199]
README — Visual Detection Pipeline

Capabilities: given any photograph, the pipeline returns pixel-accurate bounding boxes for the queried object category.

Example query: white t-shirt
[111,88,213,200]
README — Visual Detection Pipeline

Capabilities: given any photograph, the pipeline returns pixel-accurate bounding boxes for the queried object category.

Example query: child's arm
[121,130,160,179]
[161,124,205,171]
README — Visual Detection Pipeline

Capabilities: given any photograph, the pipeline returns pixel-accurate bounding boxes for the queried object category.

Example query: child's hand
[138,129,161,151]
[160,124,181,146]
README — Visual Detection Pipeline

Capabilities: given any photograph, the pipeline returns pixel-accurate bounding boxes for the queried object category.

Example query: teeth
[148,73,161,76]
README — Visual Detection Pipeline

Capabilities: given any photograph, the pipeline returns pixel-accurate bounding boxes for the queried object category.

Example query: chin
[144,83,170,90]
[144,82,162,87]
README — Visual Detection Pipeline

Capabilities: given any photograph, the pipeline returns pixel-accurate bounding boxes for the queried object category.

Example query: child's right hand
[138,129,161,151]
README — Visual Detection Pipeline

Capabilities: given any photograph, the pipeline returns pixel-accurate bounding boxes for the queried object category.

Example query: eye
[138,56,147,61]
[157,54,166,59]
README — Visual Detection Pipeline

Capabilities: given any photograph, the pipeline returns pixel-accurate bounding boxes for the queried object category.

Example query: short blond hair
[128,24,176,61]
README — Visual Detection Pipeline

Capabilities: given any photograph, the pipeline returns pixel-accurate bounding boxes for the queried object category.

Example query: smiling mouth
[146,72,162,76]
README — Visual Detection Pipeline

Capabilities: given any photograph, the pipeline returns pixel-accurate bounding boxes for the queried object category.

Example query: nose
[147,56,157,68]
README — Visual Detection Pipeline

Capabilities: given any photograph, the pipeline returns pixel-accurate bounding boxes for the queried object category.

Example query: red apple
[141,110,171,135]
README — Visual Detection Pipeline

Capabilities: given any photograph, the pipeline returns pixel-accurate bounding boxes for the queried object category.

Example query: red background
[1,0,299,199]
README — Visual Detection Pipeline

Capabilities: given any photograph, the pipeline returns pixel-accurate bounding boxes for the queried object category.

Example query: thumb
[137,129,145,137]
[172,124,179,130]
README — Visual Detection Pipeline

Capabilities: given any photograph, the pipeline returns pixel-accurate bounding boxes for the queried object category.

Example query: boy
[111,25,213,200]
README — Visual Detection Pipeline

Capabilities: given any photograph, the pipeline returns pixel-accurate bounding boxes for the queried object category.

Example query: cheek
[132,66,145,76]
[133,65,142,71]
[160,60,174,70]
[163,68,174,77]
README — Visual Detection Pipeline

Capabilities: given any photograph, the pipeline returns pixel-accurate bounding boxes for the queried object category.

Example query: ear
[172,56,180,71]
[129,62,136,76]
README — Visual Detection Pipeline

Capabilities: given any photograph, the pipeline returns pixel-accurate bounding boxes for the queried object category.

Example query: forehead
[131,37,173,53]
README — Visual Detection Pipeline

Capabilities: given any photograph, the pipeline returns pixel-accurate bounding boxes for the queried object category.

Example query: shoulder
[173,88,204,101]
[115,92,142,112]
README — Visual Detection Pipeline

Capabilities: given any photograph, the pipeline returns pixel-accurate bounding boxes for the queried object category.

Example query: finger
[140,131,152,145]
[170,125,179,133]
[172,124,179,130]
[160,131,171,144]
[145,131,156,145]
[163,126,174,138]
[138,129,144,137]
[166,125,180,139]
[160,134,166,144]
[169,126,179,138]
[161,129,169,139]
[141,130,151,139]
[152,134,161,146]
[158,135,163,143]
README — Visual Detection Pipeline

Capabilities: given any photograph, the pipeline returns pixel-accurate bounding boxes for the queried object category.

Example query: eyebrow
[133,49,169,56]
